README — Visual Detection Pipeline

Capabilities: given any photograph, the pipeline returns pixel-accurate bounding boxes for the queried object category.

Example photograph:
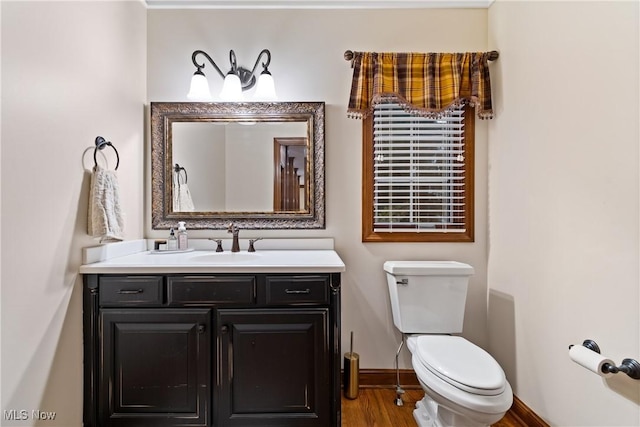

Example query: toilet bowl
[384,261,513,427]
[408,335,512,427]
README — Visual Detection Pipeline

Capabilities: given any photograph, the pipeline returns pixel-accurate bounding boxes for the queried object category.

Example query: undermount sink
[189,252,262,264]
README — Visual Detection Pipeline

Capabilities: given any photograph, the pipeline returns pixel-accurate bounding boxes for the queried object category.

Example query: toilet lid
[414,335,506,396]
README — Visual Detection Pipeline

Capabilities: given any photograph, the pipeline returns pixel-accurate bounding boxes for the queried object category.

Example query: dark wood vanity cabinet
[83,273,341,427]
[99,309,211,426]
[216,309,330,426]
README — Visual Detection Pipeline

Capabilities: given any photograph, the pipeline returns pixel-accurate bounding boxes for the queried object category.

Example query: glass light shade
[253,72,277,101]
[219,73,244,101]
[187,73,212,101]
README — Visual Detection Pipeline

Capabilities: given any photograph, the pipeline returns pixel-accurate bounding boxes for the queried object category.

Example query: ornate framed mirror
[150,102,325,229]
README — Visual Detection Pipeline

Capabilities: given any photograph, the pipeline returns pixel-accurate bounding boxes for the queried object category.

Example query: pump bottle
[167,228,178,251]
[177,221,188,250]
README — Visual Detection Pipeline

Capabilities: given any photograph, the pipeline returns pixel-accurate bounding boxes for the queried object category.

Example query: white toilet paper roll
[569,345,614,378]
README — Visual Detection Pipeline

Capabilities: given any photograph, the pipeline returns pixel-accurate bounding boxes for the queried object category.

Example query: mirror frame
[150,101,325,229]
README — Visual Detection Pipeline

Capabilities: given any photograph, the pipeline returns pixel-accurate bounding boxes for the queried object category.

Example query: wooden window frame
[362,105,475,243]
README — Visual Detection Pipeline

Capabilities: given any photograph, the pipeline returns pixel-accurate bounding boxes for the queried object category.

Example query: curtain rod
[343,50,499,61]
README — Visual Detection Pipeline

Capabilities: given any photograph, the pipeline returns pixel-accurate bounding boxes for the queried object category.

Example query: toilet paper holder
[570,339,640,380]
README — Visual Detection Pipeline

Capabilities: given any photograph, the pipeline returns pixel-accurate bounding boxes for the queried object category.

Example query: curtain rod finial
[488,50,499,61]
[344,50,354,61]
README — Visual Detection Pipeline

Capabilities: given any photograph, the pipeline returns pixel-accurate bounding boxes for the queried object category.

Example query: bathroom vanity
[80,245,344,427]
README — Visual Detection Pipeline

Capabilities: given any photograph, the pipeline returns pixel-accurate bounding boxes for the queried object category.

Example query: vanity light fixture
[187,49,277,102]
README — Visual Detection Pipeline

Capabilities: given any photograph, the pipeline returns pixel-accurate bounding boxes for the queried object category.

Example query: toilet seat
[413,335,506,396]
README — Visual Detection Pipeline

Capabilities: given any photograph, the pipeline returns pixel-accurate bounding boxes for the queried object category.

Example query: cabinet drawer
[168,276,256,305]
[99,276,163,306]
[265,275,330,305]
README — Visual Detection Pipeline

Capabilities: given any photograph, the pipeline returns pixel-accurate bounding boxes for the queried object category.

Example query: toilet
[384,261,513,427]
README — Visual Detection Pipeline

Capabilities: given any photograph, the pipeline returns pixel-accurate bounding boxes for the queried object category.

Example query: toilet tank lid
[383,261,474,276]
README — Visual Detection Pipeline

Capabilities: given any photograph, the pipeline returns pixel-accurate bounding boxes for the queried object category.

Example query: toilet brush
[344,331,359,399]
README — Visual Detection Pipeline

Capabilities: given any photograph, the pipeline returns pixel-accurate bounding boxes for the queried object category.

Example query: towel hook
[94,136,120,170]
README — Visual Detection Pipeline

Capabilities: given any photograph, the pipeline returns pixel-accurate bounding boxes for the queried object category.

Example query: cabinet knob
[197,324,206,334]
[220,325,229,333]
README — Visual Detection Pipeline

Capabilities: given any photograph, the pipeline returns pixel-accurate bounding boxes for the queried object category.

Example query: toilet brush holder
[344,331,359,399]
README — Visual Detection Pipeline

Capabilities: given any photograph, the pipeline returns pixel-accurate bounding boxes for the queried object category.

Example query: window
[362,102,475,242]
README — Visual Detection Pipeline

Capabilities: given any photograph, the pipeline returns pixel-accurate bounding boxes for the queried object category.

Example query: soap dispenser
[167,228,178,251]
[177,221,188,250]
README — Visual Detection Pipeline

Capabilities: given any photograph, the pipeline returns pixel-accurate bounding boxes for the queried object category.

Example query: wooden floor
[341,388,525,427]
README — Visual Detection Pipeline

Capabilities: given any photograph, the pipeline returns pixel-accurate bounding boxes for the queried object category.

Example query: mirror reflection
[172,121,308,212]
[150,102,325,230]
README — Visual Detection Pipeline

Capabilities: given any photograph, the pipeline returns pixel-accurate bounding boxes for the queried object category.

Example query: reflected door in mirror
[274,137,307,212]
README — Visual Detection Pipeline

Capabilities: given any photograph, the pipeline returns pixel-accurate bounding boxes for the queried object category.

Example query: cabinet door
[100,309,210,427]
[216,309,330,427]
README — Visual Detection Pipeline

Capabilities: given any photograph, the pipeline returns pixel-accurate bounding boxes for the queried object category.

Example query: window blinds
[373,103,467,233]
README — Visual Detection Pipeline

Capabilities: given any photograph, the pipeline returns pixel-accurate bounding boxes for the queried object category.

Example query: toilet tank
[384,261,474,334]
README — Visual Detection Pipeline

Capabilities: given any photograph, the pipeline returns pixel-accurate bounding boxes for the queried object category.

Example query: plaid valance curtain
[347,51,495,120]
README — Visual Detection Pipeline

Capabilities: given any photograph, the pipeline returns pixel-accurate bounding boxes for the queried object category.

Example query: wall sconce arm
[249,49,272,76]
[191,50,226,80]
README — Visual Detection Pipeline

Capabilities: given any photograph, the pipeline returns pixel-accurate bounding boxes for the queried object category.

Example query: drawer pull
[117,289,144,295]
[285,288,311,295]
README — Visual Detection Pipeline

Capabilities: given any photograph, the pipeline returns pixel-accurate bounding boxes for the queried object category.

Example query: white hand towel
[175,183,196,212]
[173,171,195,212]
[88,165,124,242]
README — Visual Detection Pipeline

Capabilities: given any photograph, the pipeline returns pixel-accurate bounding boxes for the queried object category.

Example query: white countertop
[79,248,346,274]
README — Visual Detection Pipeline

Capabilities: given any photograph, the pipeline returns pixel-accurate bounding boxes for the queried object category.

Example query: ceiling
[145,0,493,9]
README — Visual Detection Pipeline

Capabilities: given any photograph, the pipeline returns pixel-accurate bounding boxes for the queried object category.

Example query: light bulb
[219,73,244,101]
[254,71,277,101]
[187,73,212,101]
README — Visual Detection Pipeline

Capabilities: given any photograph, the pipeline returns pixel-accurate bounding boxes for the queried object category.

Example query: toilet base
[413,395,489,427]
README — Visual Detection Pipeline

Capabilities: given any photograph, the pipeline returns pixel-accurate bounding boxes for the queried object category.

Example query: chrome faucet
[228,223,240,252]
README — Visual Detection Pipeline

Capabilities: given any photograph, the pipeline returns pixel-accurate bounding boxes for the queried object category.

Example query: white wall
[487,1,640,425]
[0,1,146,425]
[147,8,490,370]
